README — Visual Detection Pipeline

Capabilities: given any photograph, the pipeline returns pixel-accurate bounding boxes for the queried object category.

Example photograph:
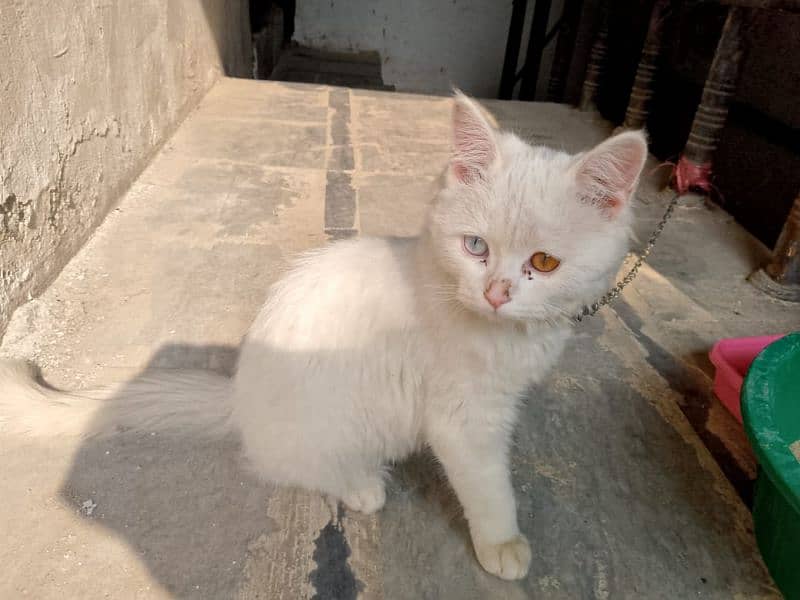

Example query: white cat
[0,93,647,580]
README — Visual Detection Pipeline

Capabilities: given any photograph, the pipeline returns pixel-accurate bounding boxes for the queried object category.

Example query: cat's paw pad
[342,481,386,514]
[474,534,531,580]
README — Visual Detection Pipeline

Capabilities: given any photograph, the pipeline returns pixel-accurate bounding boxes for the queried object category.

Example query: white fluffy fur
[0,359,229,438]
[0,94,647,580]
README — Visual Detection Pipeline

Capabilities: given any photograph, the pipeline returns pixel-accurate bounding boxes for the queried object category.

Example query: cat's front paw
[341,479,386,515]
[473,534,531,580]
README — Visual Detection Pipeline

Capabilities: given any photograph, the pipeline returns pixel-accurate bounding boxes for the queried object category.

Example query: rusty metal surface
[519,0,554,100]
[579,0,609,111]
[682,7,751,167]
[499,0,529,99]
[718,0,800,12]
[546,0,585,102]
[750,191,800,301]
[623,0,672,130]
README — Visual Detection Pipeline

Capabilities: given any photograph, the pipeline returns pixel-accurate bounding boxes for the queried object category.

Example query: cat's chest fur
[263,236,567,401]
[418,317,567,403]
[240,236,569,428]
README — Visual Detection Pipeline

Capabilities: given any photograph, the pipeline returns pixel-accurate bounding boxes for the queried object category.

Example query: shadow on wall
[197,0,253,77]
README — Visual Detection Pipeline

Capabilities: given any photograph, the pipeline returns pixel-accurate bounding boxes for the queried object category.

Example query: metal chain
[572,192,681,323]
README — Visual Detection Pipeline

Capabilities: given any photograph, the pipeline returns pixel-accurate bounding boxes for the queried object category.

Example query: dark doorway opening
[250,0,295,79]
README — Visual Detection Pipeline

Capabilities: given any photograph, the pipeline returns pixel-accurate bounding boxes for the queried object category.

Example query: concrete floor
[271,45,394,91]
[2,78,797,599]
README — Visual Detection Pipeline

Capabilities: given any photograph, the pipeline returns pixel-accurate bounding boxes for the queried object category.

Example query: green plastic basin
[742,332,800,599]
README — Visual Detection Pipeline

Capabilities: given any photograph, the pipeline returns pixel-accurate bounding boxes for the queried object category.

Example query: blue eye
[463,235,489,257]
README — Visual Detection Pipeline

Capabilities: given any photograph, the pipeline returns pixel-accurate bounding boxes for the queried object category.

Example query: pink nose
[484,279,512,310]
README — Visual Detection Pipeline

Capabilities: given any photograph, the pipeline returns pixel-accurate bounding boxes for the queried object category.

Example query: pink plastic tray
[709,334,785,423]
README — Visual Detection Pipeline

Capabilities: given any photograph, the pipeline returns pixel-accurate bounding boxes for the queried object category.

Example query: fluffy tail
[0,359,232,438]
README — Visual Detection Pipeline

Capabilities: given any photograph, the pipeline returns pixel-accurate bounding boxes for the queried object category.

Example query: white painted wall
[294,0,517,98]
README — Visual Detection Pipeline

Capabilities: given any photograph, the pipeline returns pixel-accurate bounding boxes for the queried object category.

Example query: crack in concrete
[309,504,363,600]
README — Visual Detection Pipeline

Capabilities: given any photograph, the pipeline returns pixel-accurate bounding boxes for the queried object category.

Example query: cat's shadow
[55,328,762,598]
[58,342,471,598]
[60,343,260,598]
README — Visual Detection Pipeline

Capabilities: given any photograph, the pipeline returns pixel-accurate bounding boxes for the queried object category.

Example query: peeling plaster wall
[0,1,251,339]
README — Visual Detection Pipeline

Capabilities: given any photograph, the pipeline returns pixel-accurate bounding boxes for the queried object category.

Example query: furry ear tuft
[450,91,499,185]
[575,130,648,217]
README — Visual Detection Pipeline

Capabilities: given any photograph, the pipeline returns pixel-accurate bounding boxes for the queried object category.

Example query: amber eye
[530,252,560,273]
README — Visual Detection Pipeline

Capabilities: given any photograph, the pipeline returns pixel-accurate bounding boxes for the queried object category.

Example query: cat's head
[426,92,648,324]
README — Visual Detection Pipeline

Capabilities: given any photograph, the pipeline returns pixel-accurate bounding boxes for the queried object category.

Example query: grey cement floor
[271,45,394,91]
[2,78,797,599]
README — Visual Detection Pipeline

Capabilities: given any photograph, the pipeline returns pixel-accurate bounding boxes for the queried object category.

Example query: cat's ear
[449,91,500,186]
[574,130,648,217]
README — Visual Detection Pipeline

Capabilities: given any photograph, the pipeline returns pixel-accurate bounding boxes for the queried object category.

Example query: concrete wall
[294,0,565,98]
[0,1,251,340]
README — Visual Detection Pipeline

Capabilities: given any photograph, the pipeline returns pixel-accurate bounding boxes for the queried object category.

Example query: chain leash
[572,192,681,323]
